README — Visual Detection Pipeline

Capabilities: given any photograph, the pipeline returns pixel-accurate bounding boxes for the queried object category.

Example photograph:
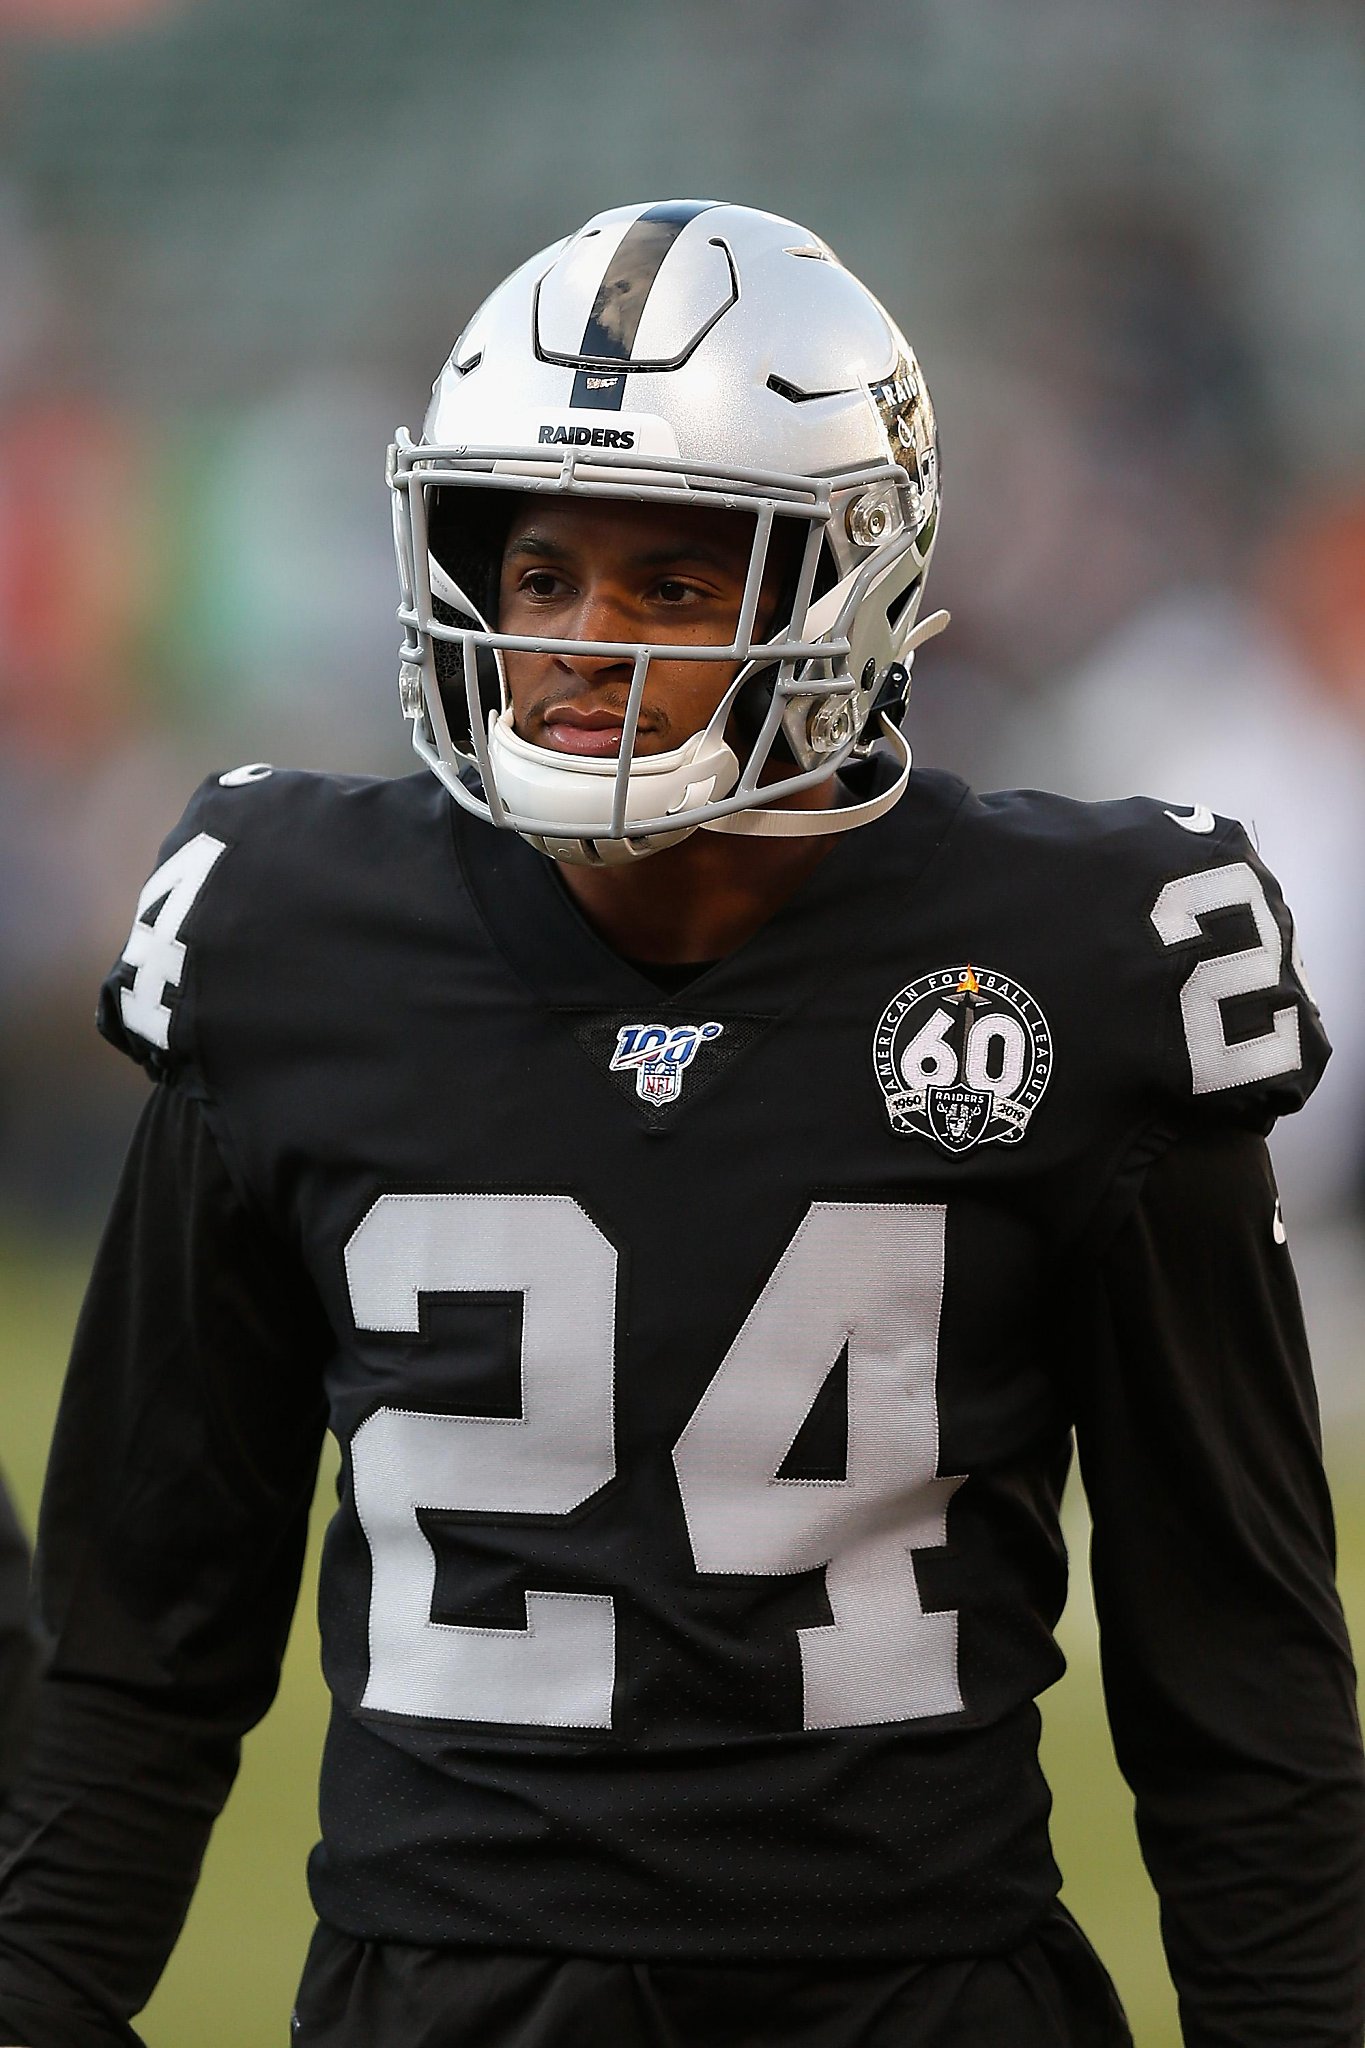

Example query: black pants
[291,1907,1132,2048]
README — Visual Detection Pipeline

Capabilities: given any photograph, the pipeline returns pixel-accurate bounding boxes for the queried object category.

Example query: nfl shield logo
[926,1085,992,1153]
[608,1020,724,1103]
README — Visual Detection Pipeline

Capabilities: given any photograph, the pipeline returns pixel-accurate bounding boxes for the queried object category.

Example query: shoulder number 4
[118,833,227,1051]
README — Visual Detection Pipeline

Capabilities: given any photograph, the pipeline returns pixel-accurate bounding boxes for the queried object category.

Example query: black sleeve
[1070,1129,1365,2048]
[0,1474,37,1800]
[0,1083,332,2048]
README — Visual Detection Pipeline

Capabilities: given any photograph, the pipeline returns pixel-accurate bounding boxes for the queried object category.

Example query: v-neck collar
[450,762,969,1027]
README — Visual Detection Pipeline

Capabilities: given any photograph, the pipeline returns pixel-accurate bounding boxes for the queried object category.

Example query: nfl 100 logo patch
[609,1020,724,1103]
[873,965,1053,1154]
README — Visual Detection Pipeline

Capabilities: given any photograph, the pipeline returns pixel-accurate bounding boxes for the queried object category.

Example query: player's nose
[551,581,639,681]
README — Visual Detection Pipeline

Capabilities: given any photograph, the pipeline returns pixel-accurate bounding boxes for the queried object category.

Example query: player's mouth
[538,705,649,758]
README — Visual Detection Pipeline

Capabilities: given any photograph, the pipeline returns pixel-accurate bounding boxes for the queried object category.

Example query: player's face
[498,498,787,758]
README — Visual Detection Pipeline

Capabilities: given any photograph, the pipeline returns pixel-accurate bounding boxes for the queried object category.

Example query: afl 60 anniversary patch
[874,965,1052,1154]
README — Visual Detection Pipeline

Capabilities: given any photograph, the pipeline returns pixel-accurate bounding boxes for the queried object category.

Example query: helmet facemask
[391,440,943,865]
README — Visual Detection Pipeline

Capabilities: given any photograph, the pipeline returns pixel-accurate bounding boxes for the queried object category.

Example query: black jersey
[0,764,1360,2048]
[290,1902,1132,2048]
[0,1472,35,1799]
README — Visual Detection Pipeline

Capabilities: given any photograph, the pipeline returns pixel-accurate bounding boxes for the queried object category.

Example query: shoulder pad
[1137,802,1328,1132]
[98,765,446,1082]
[973,787,1329,1133]
[98,764,300,1078]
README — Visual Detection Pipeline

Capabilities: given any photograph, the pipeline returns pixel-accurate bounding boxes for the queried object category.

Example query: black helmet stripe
[570,200,717,410]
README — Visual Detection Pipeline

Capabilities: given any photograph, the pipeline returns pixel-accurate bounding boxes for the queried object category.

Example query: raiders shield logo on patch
[925,1085,992,1153]
[873,965,1053,1154]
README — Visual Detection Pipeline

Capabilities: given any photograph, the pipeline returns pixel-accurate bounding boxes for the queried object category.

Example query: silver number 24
[347,1195,961,1734]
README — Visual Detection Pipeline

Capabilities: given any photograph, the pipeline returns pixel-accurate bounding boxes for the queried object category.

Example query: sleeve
[0,1474,38,1800]
[1068,1128,1365,2048]
[0,1080,332,2048]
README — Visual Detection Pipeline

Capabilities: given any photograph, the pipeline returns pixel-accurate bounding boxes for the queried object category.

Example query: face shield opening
[484,494,813,839]
[389,433,929,853]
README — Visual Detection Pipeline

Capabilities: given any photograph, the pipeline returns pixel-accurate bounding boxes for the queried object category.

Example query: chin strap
[701,716,912,838]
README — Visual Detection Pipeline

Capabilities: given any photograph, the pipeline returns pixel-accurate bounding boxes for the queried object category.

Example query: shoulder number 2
[1150,859,1301,1093]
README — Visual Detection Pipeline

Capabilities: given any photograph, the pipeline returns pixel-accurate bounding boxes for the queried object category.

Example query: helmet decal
[554,198,721,410]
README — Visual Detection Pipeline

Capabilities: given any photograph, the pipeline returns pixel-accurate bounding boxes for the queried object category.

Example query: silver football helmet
[389,199,946,864]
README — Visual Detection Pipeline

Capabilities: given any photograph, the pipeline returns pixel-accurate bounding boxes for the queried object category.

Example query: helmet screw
[845,489,898,548]
[809,700,857,752]
[399,662,424,719]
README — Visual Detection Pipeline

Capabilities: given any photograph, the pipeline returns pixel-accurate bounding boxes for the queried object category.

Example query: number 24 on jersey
[346,1194,962,1736]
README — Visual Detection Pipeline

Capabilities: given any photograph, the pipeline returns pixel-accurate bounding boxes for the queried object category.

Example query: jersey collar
[451,759,969,1023]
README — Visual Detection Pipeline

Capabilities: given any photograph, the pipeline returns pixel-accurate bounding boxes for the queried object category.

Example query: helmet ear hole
[886,571,922,632]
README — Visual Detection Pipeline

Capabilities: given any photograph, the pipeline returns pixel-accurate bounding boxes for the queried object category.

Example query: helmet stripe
[570,199,717,410]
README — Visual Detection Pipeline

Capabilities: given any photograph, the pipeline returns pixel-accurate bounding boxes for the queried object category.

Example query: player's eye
[654,578,696,604]
[520,570,567,599]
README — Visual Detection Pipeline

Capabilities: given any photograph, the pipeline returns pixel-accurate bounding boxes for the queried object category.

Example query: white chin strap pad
[486,706,740,838]
[522,827,691,868]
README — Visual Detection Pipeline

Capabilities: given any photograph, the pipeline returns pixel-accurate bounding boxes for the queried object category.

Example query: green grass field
[4,1236,1362,2048]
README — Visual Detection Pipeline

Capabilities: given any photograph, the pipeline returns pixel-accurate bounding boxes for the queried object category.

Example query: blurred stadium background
[0,0,1361,2040]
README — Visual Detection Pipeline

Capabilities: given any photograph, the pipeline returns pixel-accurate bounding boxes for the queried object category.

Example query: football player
[0,201,1361,2048]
